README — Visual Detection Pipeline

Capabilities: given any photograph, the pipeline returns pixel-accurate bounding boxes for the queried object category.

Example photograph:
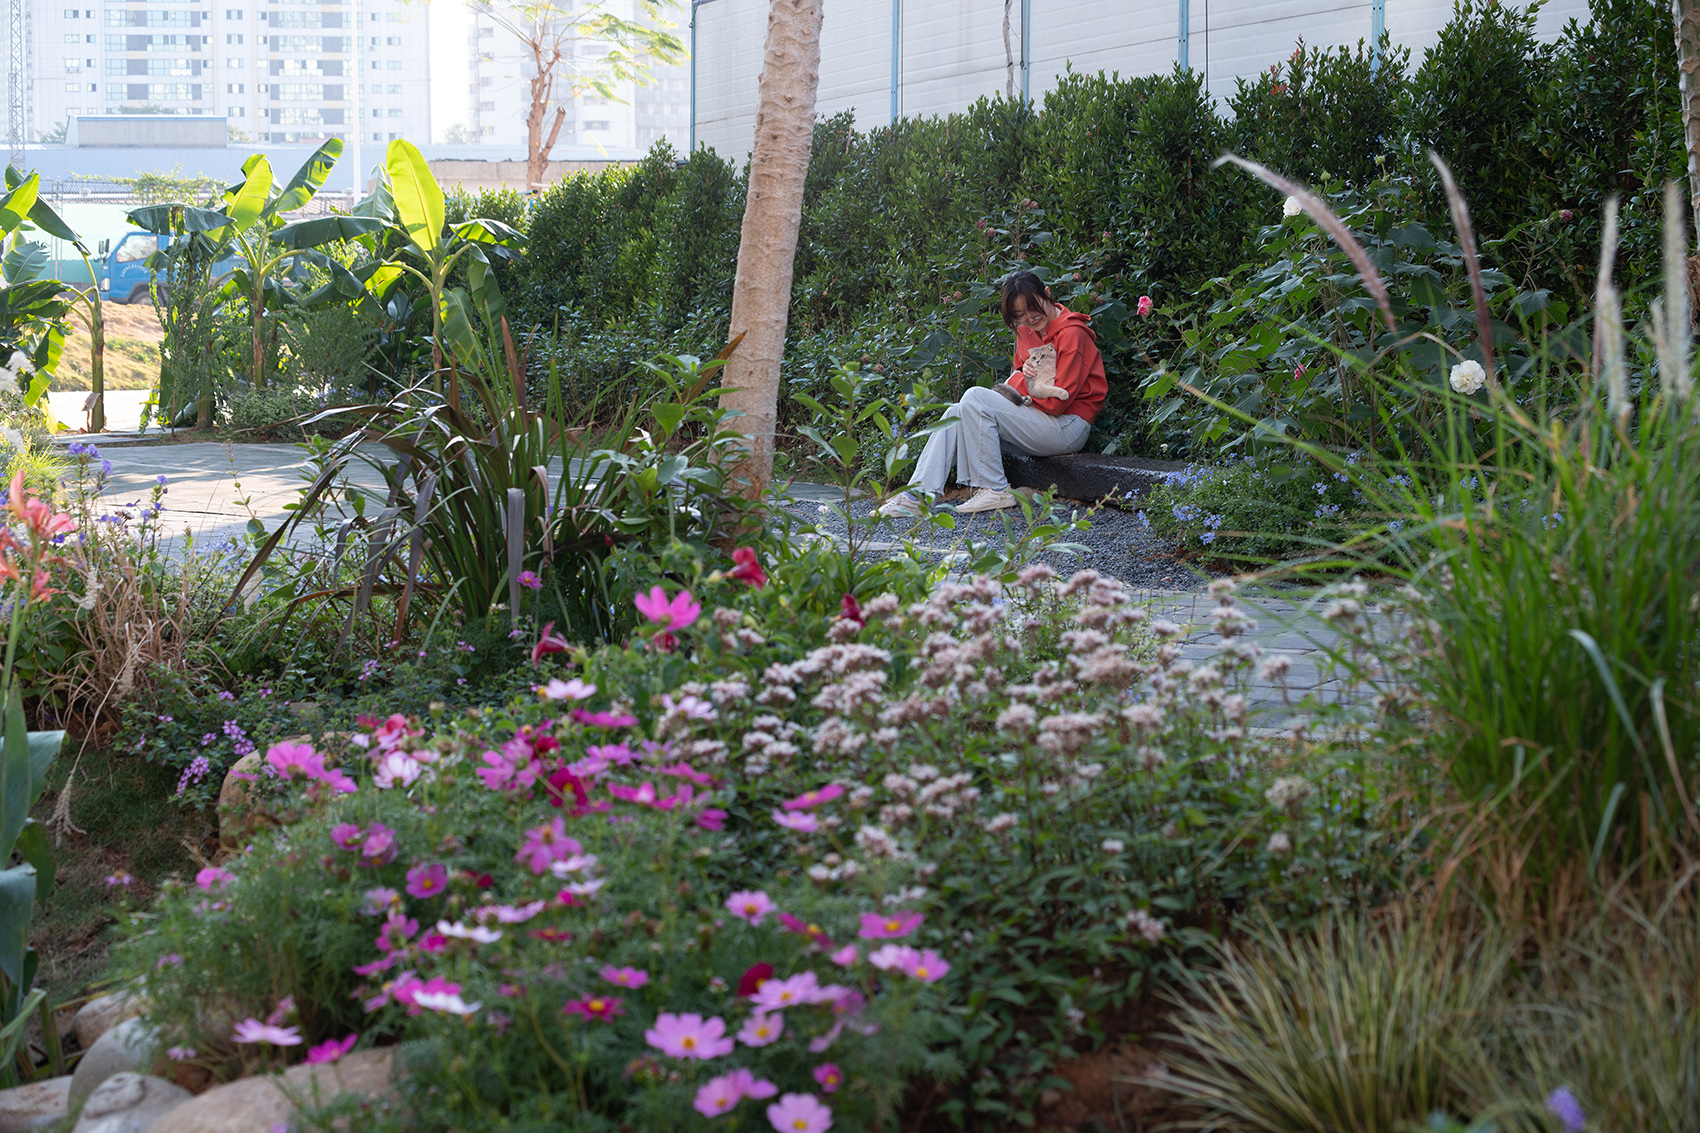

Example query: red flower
[839,594,864,626]
[737,963,774,997]
[729,547,767,588]
[530,621,571,666]
[530,926,575,942]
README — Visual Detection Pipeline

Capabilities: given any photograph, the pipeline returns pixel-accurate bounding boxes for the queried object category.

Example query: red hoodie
[1006,309,1107,425]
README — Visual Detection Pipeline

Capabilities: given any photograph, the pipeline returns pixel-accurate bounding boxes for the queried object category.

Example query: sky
[427,0,471,142]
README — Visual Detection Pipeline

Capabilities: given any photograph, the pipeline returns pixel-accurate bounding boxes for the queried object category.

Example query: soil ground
[51,301,163,392]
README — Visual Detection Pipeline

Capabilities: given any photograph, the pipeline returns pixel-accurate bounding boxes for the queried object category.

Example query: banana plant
[0,173,71,423]
[5,165,108,431]
[129,140,384,391]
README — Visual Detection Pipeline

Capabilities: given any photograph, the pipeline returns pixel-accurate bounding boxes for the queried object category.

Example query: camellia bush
[120,545,1401,1127]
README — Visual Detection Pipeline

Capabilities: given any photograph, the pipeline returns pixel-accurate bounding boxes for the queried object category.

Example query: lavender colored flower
[1545,1087,1585,1133]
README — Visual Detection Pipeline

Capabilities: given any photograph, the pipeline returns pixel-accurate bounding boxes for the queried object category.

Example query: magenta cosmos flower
[813,1063,843,1093]
[195,866,235,892]
[783,784,845,811]
[634,586,701,631]
[738,1012,784,1047]
[644,1012,735,1060]
[858,911,923,939]
[265,741,322,780]
[771,809,820,833]
[304,1033,358,1065]
[515,817,584,876]
[767,1092,834,1133]
[902,948,950,982]
[562,995,624,1022]
[405,862,448,899]
[725,890,776,925]
[600,965,649,989]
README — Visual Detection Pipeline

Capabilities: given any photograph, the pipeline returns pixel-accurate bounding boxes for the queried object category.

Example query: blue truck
[96,231,237,304]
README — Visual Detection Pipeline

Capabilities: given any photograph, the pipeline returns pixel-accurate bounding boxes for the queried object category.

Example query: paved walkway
[58,438,1365,713]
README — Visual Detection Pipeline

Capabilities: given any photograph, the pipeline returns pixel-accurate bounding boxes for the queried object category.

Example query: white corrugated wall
[691,0,1592,161]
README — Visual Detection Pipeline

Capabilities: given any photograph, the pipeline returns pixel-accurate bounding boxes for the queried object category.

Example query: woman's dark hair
[999,271,1051,328]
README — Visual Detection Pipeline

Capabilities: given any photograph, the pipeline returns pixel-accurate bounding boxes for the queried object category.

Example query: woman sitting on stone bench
[878,270,1107,517]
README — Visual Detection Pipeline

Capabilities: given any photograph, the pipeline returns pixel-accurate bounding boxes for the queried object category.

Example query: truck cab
[98,232,237,305]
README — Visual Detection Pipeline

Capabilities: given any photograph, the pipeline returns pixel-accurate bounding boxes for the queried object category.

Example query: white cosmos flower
[548,853,600,877]
[564,877,605,897]
[412,990,481,1015]
[372,751,422,789]
[1449,359,1487,395]
[436,920,503,943]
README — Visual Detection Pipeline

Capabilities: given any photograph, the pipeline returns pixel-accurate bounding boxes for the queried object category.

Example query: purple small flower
[1545,1087,1585,1133]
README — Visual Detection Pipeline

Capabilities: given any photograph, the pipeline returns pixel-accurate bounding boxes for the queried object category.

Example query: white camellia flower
[1282,195,1302,219]
[1449,359,1487,395]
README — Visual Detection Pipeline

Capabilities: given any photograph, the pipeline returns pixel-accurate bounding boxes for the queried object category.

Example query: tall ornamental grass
[1211,157,1700,890]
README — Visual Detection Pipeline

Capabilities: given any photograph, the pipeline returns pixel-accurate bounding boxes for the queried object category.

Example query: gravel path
[775,492,1207,592]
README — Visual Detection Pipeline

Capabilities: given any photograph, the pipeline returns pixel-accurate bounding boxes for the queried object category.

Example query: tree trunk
[1676,0,1700,240]
[88,297,105,433]
[1003,0,1015,99]
[525,37,568,192]
[720,0,824,497]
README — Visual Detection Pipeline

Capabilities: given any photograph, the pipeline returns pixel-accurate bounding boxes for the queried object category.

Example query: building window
[226,32,241,42]
[231,105,244,115]
[387,83,400,93]
[478,25,493,36]
[65,58,81,71]
[479,76,491,86]
[372,131,381,140]
[386,108,401,117]
[583,120,609,131]
[66,81,83,91]
[64,32,80,42]
[385,59,401,69]
[276,83,321,100]
[388,131,399,139]
[225,7,241,16]
[226,57,242,67]
[385,36,400,44]
[479,100,494,111]
[371,108,380,117]
[64,8,77,16]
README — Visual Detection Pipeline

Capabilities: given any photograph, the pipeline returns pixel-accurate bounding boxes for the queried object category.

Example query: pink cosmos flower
[516,817,583,875]
[195,866,235,892]
[360,823,397,865]
[391,975,463,1016]
[1137,294,1153,317]
[361,887,400,916]
[571,708,638,728]
[772,809,820,833]
[600,965,649,989]
[413,989,481,1015]
[738,1012,784,1047]
[309,764,358,795]
[352,955,398,978]
[374,911,418,954]
[405,862,448,898]
[783,784,845,811]
[231,1019,302,1046]
[697,808,728,831]
[304,1034,357,1065]
[766,1093,834,1133]
[813,1063,843,1093]
[867,944,916,972]
[372,751,422,790]
[644,1012,735,1060]
[371,714,420,750]
[530,621,571,666]
[729,547,767,588]
[516,570,543,590]
[481,900,547,925]
[634,586,701,632]
[695,1075,743,1117]
[729,1069,778,1100]
[828,945,858,967]
[562,995,624,1022]
[902,949,950,982]
[546,767,592,814]
[726,890,776,925]
[660,761,714,785]
[330,823,363,851]
[858,912,923,939]
[265,741,322,780]
[751,971,823,1012]
[417,932,449,954]
[539,678,596,702]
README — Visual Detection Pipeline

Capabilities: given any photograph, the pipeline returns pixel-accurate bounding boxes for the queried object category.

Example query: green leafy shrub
[1138,458,1364,561]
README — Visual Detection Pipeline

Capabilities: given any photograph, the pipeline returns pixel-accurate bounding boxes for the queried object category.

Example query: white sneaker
[876,492,922,519]
[956,487,1017,513]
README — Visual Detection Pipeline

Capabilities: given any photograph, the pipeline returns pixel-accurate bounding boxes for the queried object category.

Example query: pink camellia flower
[530,621,571,666]
[697,808,728,831]
[751,971,824,1012]
[902,949,950,982]
[858,912,923,939]
[635,586,702,632]
[304,1033,358,1065]
[828,945,858,968]
[265,741,322,780]
[729,547,767,588]
[766,1092,834,1133]
[405,862,448,898]
[644,1013,735,1060]
[571,708,638,728]
[867,944,917,972]
[738,1012,784,1047]
[195,866,235,892]
[539,678,596,702]
[516,817,583,875]
[726,890,776,925]
[694,1074,744,1117]
[600,965,649,989]
[813,1063,844,1093]
[1137,294,1153,317]
[231,1019,302,1046]
[772,809,820,833]
[783,784,844,811]
[516,570,543,590]
[562,995,625,1022]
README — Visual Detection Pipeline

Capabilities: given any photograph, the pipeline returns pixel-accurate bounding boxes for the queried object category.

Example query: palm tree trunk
[1676,0,1700,240]
[719,0,824,496]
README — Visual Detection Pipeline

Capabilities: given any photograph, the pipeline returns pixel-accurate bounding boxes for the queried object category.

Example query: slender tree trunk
[526,37,568,191]
[1003,0,1015,99]
[88,296,105,433]
[720,0,824,496]
[1676,0,1700,241]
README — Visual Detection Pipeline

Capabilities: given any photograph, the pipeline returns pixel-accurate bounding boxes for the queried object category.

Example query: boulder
[70,1073,191,1133]
[1003,452,1187,503]
[147,1048,395,1133]
[68,1018,162,1108]
[215,751,276,853]
[74,993,147,1051]
[0,1075,71,1133]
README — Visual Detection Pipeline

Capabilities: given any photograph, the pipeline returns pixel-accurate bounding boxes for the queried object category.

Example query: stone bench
[1004,452,1188,503]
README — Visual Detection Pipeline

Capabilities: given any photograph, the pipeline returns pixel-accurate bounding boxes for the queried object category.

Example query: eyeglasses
[1010,306,1048,327]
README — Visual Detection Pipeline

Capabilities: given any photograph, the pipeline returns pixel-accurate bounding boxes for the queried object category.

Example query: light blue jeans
[908,386,1090,493]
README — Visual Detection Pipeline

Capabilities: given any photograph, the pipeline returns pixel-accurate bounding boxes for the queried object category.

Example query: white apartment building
[690,0,1594,160]
[19,0,430,147]
[463,0,689,154]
